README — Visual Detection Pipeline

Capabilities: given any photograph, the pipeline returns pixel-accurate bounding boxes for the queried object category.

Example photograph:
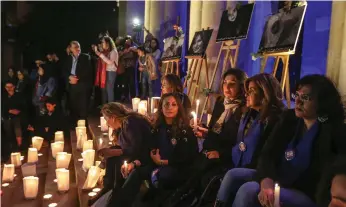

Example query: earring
[317,115,328,123]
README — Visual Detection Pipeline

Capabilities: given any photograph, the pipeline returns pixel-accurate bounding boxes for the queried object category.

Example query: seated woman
[214,73,285,206]
[92,102,152,207]
[150,93,198,199]
[167,68,248,205]
[232,75,346,207]
[161,73,191,114]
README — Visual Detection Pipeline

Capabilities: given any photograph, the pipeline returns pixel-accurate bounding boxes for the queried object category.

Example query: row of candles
[132,97,160,115]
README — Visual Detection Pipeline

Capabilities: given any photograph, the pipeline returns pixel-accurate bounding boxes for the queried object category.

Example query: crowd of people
[2,32,346,207]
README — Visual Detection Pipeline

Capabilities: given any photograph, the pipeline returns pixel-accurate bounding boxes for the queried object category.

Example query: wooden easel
[184,55,209,104]
[163,59,180,76]
[260,51,294,108]
[199,40,241,122]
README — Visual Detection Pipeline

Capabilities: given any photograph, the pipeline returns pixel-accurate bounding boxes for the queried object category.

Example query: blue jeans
[141,70,153,98]
[101,71,116,104]
[217,168,257,206]
[233,181,317,207]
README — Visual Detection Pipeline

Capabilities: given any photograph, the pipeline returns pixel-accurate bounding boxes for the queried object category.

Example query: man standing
[65,41,92,128]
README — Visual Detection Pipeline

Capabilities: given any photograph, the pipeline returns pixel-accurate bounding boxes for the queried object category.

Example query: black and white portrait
[161,34,185,61]
[216,3,254,42]
[187,29,213,57]
[258,5,306,52]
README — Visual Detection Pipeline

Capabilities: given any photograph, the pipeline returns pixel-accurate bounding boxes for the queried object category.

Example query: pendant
[239,142,246,152]
[171,138,177,146]
[285,149,295,161]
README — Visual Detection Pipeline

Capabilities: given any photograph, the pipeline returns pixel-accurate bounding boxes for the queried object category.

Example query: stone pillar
[326,1,346,96]
[149,1,164,39]
[118,1,127,36]
[144,0,151,39]
[189,1,202,45]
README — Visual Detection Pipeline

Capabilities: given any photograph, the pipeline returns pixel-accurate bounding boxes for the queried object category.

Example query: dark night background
[2,1,119,72]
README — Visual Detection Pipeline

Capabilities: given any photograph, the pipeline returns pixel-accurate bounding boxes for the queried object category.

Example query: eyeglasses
[292,92,312,102]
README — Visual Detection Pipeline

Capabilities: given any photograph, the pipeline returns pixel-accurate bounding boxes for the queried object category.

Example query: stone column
[189,1,202,45]
[326,1,346,96]
[149,1,164,39]
[144,0,151,39]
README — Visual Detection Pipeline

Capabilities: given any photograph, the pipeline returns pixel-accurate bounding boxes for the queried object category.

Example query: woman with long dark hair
[214,73,285,206]
[232,75,346,207]
[94,36,119,103]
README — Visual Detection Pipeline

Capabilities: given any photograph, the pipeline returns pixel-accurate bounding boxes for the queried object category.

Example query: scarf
[212,98,242,134]
[94,50,110,88]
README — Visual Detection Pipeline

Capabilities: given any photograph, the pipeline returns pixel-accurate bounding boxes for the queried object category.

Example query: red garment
[94,50,109,89]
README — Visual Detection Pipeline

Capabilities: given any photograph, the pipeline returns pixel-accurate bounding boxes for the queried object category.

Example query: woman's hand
[193,126,208,138]
[27,125,34,131]
[258,178,275,207]
[150,149,161,165]
[206,150,220,159]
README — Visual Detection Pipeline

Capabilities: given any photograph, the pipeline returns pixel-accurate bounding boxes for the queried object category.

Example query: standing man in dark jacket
[64,41,93,128]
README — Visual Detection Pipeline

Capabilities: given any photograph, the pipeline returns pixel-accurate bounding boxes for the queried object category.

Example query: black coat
[117,115,153,166]
[2,92,26,120]
[203,96,245,166]
[64,53,93,87]
[256,109,346,201]
[151,124,198,168]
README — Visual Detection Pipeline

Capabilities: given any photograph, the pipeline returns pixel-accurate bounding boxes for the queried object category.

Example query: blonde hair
[101,102,150,124]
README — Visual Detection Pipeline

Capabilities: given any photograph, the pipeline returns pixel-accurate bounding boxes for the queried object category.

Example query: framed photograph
[216,3,255,42]
[187,29,214,58]
[258,5,307,53]
[161,34,185,61]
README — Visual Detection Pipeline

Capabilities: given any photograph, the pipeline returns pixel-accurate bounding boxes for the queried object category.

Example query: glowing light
[43,194,52,199]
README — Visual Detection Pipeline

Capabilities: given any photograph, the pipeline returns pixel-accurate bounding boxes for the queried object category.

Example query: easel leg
[260,56,268,73]
[204,58,210,89]
[272,57,280,77]
[188,59,199,96]
[192,59,203,104]
[222,49,231,74]
[184,59,195,89]
[176,61,180,77]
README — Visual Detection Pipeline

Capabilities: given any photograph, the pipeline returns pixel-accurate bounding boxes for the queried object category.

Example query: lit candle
[274,183,280,207]
[11,152,22,167]
[92,188,101,192]
[32,136,44,151]
[78,158,83,162]
[2,164,15,182]
[108,127,114,141]
[38,153,43,157]
[77,119,86,127]
[55,168,69,192]
[76,127,87,150]
[151,97,161,114]
[81,149,95,171]
[153,108,158,113]
[23,176,39,199]
[54,131,64,142]
[83,166,101,190]
[138,100,148,115]
[48,203,58,207]
[43,194,52,200]
[27,148,38,163]
[191,111,197,131]
[83,140,94,152]
[196,99,200,118]
[124,161,128,177]
[2,183,9,187]
[100,117,108,132]
[132,98,141,111]
[95,161,101,167]
[51,142,64,159]
[56,152,72,169]
[88,192,97,197]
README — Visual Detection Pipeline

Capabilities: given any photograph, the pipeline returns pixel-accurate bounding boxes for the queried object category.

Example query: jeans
[217,168,257,206]
[233,181,317,207]
[101,71,117,104]
[141,70,153,98]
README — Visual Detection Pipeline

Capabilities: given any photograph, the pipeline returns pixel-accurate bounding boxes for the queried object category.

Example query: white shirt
[99,49,119,72]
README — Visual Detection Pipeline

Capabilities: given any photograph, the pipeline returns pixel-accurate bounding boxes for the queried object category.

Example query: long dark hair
[153,93,189,129]
[102,36,116,51]
[245,73,285,122]
[150,38,160,52]
[295,75,345,124]
[162,74,183,93]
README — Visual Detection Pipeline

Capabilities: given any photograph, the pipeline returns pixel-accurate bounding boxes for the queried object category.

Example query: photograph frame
[186,29,214,58]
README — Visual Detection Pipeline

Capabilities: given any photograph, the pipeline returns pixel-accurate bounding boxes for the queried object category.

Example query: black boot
[213,199,225,207]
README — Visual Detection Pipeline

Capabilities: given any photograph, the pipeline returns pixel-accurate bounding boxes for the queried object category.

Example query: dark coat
[151,124,198,168]
[117,115,153,166]
[64,53,93,87]
[203,96,246,166]
[2,92,26,120]
[256,109,346,201]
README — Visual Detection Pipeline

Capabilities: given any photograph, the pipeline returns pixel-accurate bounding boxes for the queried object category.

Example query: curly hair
[245,73,285,122]
[295,74,345,123]
[153,93,189,129]
[161,74,183,93]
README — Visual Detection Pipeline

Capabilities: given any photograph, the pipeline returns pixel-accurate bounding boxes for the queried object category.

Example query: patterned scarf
[94,50,110,89]
[212,98,242,134]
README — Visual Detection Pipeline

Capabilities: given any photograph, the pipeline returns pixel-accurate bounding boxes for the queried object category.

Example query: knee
[233,181,260,207]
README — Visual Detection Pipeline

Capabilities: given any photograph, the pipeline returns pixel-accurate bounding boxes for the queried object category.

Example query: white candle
[82,149,95,171]
[48,203,58,207]
[56,152,72,169]
[153,108,158,113]
[88,192,97,197]
[23,176,39,199]
[27,148,38,163]
[43,194,52,200]
[54,131,64,142]
[55,168,69,192]
[11,152,22,167]
[124,161,128,176]
[274,183,280,207]
[132,98,141,111]
[2,164,15,182]
[83,140,94,152]
[138,100,148,115]
[77,119,86,127]
[98,138,104,149]
[51,142,64,159]
[196,99,200,118]
[32,136,44,151]
[76,127,87,150]
[191,111,197,131]
[92,188,101,192]
[150,97,161,114]
[2,183,9,187]
[95,161,101,167]
[108,127,114,141]
[100,117,108,132]
[83,166,101,190]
